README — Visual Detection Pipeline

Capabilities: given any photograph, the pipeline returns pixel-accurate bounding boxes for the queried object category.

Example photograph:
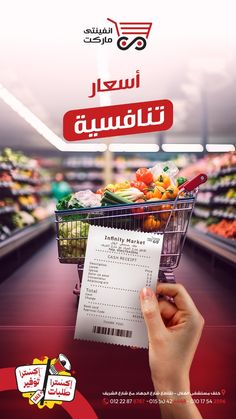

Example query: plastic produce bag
[73,190,101,208]
[150,161,179,184]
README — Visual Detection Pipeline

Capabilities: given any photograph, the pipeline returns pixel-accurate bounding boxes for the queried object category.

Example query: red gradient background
[0,238,235,418]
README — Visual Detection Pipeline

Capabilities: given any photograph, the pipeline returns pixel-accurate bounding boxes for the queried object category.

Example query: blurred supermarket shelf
[0,216,54,259]
[201,181,236,192]
[187,227,236,265]
[0,206,16,215]
[208,166,236,178]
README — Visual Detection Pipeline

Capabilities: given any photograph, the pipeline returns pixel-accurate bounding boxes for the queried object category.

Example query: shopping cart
[55,174,207,295]
[107,18,152,50]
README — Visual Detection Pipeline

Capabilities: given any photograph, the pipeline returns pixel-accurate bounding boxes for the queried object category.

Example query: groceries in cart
[55,161,207,264]
[57,161,187,211]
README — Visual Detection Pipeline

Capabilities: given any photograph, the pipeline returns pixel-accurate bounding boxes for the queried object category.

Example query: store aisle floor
[0,238,235,419]
[0,237,78,327]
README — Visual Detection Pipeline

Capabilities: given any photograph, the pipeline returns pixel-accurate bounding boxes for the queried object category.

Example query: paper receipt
[74,225,163,348]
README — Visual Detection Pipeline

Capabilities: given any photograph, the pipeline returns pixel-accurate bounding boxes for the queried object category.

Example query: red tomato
[131,199,145,215]
[130,180,148,192]
[136,168,153,185]
[96,188,104,194]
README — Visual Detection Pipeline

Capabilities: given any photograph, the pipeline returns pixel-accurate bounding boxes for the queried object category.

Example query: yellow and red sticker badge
[15,354,75,409]
[0,357,97,418]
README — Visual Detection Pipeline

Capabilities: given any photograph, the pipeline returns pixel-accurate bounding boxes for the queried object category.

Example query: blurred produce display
[181,152,236,246]
[0,148,54,242]
[208,220,236,239]
[36,153,198,194]
[62,156,104,191]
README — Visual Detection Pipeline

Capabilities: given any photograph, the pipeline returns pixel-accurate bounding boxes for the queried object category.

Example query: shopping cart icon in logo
[107,18,152,50]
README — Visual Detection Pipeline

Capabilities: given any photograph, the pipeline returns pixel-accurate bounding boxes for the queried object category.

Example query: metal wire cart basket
[55,174,207,295]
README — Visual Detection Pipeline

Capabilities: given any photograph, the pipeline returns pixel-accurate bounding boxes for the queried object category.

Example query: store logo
[107,18,152,50]
[15,354,76,409]
[147,236,161,244]
[83,18,152,50]
[83,26,113,45]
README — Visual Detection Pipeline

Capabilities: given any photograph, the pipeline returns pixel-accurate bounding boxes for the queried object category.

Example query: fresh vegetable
[0,172,12,181]
[59,220,89,239]
[226,189,236,199]
[0,147,35,167]
[57,190,101,210]
[115,187,144,202]
[130,180,148,193]
[65,194,83,209]
[73,190,101,207]
[145,201,172,221]
[55,160,195,259]
[56,162,185,214]
[131,199,145,215]
[101,190,132,206]
[206,217,219,226]
[57,194,74,210]
[59,220,89,259]
[59,241,86,259]
[208,219,236,239]
[143,215,161,231]
[96,188,105,195]
[146,186,165,200]
[146,199,162,212]
[114,181,131,191]
[176,176,187,187]
[32,207,48,221]
[154,174,171,189]
[136,168,153,184]
[12,211,35,228]
[55,160,188,245]
[162,186,179,199]
[159,204,172,221]
[105,183,116,192]
[105,181,130,192]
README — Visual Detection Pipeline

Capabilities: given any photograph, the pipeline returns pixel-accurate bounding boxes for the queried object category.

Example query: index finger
[156,283,199,314]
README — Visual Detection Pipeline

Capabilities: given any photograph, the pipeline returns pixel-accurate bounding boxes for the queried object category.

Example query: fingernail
[141,287,153,300]
[141,288,156,314]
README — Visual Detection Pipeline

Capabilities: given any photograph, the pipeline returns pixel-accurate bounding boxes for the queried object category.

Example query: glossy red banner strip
[63,99,173,141]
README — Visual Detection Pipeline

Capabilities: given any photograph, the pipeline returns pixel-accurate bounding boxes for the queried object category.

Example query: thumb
[140,287,165,342]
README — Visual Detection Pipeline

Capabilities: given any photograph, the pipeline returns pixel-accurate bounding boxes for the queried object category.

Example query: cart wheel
[117,36,147,51]
[134,37,147,50]
[117,36,129,50]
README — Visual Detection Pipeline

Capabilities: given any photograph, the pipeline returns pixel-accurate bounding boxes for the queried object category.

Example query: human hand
[140,283,204,418]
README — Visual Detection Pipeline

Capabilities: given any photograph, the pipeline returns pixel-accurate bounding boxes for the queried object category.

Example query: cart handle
[179,173,208,192]
[107,18,120,36]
